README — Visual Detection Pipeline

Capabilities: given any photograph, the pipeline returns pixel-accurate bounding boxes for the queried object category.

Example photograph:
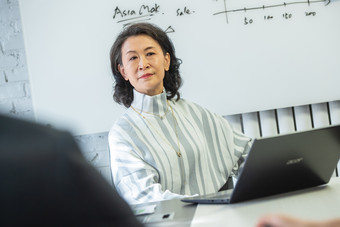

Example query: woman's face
[118,34,170,96]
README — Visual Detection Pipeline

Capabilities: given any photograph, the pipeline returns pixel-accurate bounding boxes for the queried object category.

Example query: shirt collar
[131,88,168,116]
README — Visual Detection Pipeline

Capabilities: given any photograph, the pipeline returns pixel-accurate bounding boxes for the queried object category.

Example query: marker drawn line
[117,14,153,23]
[213,0,329,15]
[122,18,151,27]
[224,0,229,24]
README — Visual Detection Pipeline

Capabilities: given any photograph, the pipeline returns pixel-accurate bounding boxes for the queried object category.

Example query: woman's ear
[118,64,128,81]
[164,53,170,71]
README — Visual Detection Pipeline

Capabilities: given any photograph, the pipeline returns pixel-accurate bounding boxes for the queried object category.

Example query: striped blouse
[109,89,251,204]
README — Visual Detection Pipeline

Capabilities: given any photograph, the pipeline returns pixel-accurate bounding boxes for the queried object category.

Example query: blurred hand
[255,214,340,227]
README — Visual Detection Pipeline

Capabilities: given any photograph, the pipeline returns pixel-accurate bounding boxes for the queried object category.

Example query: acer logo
[286,157,303,165]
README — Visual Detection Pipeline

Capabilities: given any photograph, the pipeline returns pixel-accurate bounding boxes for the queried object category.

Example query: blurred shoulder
[0,114,70,138]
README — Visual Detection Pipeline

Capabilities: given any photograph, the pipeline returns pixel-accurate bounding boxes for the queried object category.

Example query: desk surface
[137,177,340,227]
[135,198,196,227]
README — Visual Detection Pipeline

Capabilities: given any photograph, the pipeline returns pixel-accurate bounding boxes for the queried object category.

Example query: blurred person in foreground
[0,114,143,227]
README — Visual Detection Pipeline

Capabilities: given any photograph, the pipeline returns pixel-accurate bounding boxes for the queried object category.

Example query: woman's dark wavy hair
[110,23,182,108]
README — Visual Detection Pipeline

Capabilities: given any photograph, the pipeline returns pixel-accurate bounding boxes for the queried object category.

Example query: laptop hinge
[219,176,234,191]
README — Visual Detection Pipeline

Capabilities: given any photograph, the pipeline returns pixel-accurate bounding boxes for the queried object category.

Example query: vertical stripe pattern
[109,89,251,204]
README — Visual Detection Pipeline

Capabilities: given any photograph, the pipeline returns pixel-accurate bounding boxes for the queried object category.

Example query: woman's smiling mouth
[139,73,153,79]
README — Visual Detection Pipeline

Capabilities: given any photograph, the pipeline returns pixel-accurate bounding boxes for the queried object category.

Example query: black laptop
[181,125,340,204]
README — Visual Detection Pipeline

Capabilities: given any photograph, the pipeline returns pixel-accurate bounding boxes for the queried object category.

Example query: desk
[135,198,196,227]
[137,177,340,227]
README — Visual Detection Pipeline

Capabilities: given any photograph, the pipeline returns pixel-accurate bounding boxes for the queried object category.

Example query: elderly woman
[108,22,251,204]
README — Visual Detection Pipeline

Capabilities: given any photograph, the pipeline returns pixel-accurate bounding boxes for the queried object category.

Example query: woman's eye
[129,56,137,61]
[146,52,155,56]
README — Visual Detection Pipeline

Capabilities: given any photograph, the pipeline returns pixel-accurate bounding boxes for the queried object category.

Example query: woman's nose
[138,56,149,70]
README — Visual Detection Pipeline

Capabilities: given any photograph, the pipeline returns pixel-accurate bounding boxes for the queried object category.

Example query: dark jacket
[0,114,143,226]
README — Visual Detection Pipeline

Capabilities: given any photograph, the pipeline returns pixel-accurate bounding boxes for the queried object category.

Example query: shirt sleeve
[217,113,253,177]
[108,126,186,204]
[231,129,253,177]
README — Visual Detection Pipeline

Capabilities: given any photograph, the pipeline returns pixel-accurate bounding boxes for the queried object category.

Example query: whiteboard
[19,0,340,135]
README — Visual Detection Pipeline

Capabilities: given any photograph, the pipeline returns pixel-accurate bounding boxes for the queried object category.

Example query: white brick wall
[0,0,113,185]
[0,0,32,119]
[75,132,113,185]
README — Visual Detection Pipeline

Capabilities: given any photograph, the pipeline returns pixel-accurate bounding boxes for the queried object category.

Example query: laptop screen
[229,125,340,203]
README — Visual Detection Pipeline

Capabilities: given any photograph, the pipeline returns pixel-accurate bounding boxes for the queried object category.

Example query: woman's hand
[255,214,340,227]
